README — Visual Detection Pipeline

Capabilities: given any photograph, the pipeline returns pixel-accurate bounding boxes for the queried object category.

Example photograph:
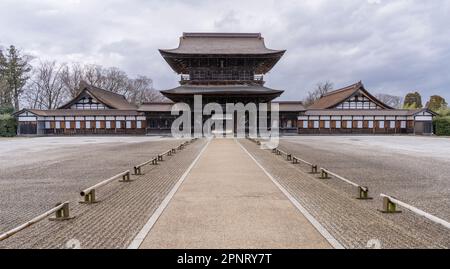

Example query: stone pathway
[139,139,331,249]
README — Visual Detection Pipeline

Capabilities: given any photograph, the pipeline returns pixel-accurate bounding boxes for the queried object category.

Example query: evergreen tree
[2,45,32,111]
[403,92,423,109]
[426,95,447,112]
[0,48,9,108]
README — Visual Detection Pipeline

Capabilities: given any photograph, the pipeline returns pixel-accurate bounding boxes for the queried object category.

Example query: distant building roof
[272,101,306,112]
[20,109,142,117]
[138,100,304,112]
[59,81,137,110]
[308,82,393,110]
[162,84,283,95]
[138,102,174,112]
[159,33,286,74]
[159,32,285,55]
[304,108,436,116]
[160,85,283,102]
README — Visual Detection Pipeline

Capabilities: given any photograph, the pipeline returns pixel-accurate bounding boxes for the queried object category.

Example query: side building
[298,82,436,135]
[14,82,147,135]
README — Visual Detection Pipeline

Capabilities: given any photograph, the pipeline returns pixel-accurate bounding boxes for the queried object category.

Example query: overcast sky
[1,0,449,102]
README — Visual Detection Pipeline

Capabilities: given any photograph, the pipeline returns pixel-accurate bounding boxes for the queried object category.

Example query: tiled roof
[272,101,306,112]
[59,82,137,110]
[138,103,174,112]
[25,109,142,117]
[304,109,432,116]
[308,82,392,110]
[161,85,284,96]
[159,33,285,55]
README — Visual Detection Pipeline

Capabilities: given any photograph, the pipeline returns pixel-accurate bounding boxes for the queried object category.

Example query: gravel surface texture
[0,136,192,237]
[240,138,450,248]
[278,136,450,221]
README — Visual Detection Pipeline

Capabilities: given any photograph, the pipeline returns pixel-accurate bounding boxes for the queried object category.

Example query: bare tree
[127,75,166,104]
[23,60,162,108]
[83,64,103,86]
[375,94,403,109]
[99,67,129,95]
[61,63,85,98]
[24,61,67,109]
[304,81,334,107]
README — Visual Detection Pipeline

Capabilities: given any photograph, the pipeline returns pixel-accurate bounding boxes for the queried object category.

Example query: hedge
[433,116,450,136]
[0,113,16,137]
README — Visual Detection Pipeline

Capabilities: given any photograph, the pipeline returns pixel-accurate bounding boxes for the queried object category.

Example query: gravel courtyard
[0,136,186,234]
[278,136,450,221]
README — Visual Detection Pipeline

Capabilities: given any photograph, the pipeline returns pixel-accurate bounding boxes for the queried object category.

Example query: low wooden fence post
[380,196,402,213]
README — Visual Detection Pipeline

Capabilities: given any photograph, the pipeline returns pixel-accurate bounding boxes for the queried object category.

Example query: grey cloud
[1,0,449,102]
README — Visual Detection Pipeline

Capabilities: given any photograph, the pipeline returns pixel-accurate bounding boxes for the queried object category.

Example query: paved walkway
[140,139,331,249]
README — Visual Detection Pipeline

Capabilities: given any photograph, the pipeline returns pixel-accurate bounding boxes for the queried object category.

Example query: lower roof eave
[161,92,283,103]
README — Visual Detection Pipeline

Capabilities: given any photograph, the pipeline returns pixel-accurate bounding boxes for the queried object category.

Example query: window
[379,121,385,128]
[65,121,71,129]
[335,121,341,129]
[324,121,330,128]
[401,121,406,129]
[116,121,121,129]
[302,120,308,129]
[357,121,363,129]
[96,121,101,129]
[368,121,374,128]
[313,121,319,129]
[137,121,142,129]
[75,121,81,129]
[45,121,51,129]
[390,121,396,129]
[106,121,111,129]
[126,121,132,129]
[55,121,61,129]
[346,120,352,129]
[86,121,91,129]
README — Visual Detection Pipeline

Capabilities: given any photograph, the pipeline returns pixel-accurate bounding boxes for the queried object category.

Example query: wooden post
[49,202,74,221]
[292,157,299,164]
[55,203,70,219]
[134,166,142,175]
[286,154,292,161]
[119,171,132,182]
[320,169,330,179]
[81,190,96,204]
[357,186,373,200]
[310,165,318,174]
[380,197,402,213]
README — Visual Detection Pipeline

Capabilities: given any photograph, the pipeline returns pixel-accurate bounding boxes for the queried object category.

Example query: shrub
[0,113,17,137]
[0,106,14,115]
[433,116,450,136]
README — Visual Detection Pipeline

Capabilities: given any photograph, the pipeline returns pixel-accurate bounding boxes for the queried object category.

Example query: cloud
[1,0,449,102]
